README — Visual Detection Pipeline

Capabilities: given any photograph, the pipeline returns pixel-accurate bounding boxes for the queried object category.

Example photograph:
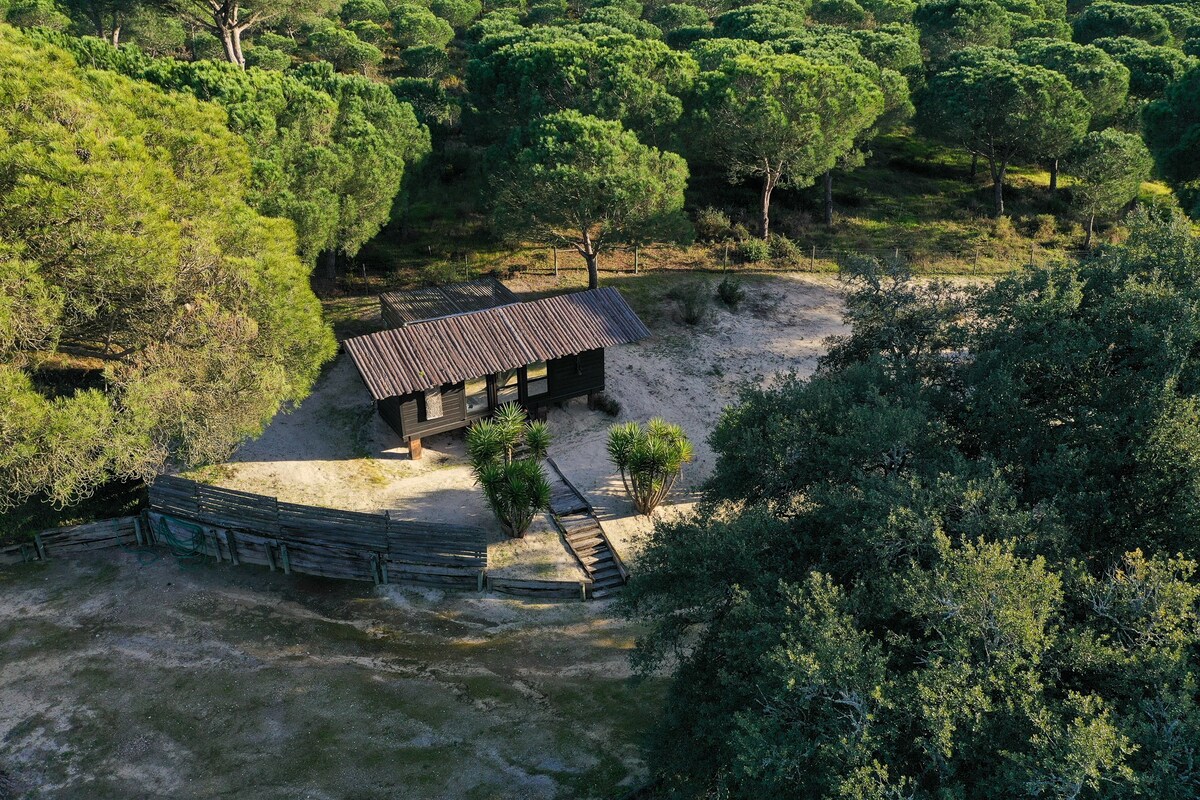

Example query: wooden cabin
[344,280,650,458]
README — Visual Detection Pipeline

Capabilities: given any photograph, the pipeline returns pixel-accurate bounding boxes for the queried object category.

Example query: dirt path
[0,552,662,799]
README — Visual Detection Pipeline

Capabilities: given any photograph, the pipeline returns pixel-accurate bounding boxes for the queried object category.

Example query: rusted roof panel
[380,277,519,327]
[346,287,650,399]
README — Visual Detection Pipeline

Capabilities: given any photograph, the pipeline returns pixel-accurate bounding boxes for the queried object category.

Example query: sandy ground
[0,552,662,799]
[188,273,848,578]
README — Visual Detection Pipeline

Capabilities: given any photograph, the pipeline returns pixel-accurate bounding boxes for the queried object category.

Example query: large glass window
[465,376,488,415]
[526,360,548,397]
[497,369,519,405]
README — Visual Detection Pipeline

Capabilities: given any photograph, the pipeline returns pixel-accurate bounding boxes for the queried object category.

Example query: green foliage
[1015,37,1131,124]
[1064,129,1152,244]
[920,51,1089,215]
[466,403,551,537]
[667,280,712,324]
[1093,35,1195,98]
[43,33,431,267]
[0,24,335,509]
[5,0,69,29]
[688,52,884,237]
[693,206,733,241]
[738,237,771,262]
[491,110,689,288]
[244,45,292,70]
[392,3,456,47]
[1074,1,1172,46]
[768,232,802,262]
[1145,65,1200,216]
[607,418,693,514]
[432,0,484,27]
[914,0,1012,63]
[341,0,390,23]
[715,275,745,309]
[306,22,383,72]
[467,25,696,144]
[625,211,1200,797]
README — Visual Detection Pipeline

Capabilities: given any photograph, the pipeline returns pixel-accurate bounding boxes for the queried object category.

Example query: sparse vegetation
[667,280,712,325]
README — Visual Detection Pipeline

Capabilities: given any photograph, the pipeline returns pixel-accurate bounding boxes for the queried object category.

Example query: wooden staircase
[545,458,628,599]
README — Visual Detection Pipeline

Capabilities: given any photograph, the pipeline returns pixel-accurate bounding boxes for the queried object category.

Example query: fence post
[633,245,639,274]
[973,249,979,275]
[723,241,729,270]
[552,247,558,278]
[894,246,900,261]
[1030,242,1036,266]
[34,533,47,561]
[810,245,816,271]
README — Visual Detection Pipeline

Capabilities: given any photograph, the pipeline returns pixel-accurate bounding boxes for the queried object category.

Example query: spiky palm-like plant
[466,403,552,537]
[607,418,693,515]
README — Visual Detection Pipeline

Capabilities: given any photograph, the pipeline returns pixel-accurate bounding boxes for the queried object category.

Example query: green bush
[716,275,746,309]
[668,280,711,325]
[466,404,551,537]
[607,419,694,515]
[739,238,770,263]
[694,206,733,241]
[769,233,802,263]
[245,46,291,71]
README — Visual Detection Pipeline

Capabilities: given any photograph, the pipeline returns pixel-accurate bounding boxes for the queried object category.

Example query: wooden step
[590,586,623,599]
[579,552,614,567]
[590,565,623,582]
[560,516,600,533]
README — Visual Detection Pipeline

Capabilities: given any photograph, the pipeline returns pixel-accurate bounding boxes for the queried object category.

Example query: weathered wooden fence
[0,517,144,566]
[145,476,488,590]
[3,478,619,601]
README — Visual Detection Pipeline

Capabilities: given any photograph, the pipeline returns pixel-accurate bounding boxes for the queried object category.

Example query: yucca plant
[466,403,551,537]
[607,418,693,515]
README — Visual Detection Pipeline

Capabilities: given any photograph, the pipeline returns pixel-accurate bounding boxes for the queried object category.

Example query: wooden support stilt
[409,438,423,460]
[587,392,598,411]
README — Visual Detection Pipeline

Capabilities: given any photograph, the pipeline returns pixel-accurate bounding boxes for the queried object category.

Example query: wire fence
[351,241,1091,295]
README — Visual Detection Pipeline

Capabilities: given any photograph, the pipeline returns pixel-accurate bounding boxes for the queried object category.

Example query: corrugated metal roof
[345,287,651,400]
[380,277,519,327]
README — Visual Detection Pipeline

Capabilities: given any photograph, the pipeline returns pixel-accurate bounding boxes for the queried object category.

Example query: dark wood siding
[543,348,604,404]
[379,382,470,440]
[378,352,604,441]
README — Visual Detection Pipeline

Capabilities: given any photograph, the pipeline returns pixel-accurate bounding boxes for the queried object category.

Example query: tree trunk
[218,26,241,66]
[110,25,121,47]
[211,3,248,69]
[760,170,778,240]
[580,230,599,289]
[970,152,978,180]
[323,249,337,281]
[823,170,834,226]
[990,161,1007,217]
[1084,212,1095,248]
[1049,159,1058,192]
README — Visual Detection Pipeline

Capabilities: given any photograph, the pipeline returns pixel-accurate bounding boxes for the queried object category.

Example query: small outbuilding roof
[345,287,651,400]
[380,277,519,328]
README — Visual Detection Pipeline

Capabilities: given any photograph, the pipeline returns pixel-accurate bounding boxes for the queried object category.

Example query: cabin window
[527,361,548,397]
[465,377,488,415]
[497,369,519,405]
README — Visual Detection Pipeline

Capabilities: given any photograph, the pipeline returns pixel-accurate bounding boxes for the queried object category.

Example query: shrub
[694,206,733,241]
[668,279,711,325]
[739,238,770,263]
[607,419,694,515]
[769,233,802,263]
[593,392,621,416]
[245,46,291,71]
[466,404,551,537]
[716,275,745,309]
